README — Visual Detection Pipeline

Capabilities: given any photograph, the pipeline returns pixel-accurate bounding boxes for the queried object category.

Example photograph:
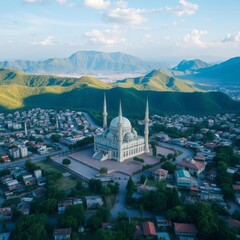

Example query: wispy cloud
[167,0,198,16]
[84,26,125,45]
[105,8,147,25]
[83,0,110,9]
[178,29,207,48]
[222,32,240,43]
[32,36,55,46]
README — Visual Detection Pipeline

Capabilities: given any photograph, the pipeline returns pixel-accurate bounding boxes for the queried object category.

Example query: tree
[62,158,71,166]
[95,229,116,240]
[59,204,85,230]
[89,179,102,194]
[50,133,62,142]
[167,188,180,209]
[96,206,111,222]
[75,180,86,195]
[126,177,135,194]
[140,175,146,184]
[139,205,144,218]
[100,167,108,175]
[25,160,40,173]
[150,141,157,156]
[13,214,47,240]
[162,161,176,173]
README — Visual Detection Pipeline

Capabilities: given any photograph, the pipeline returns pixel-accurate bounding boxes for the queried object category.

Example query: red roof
[174,223,198,234]
[227,219,240,228]
[142,221,156,236]
[232,184,240,191]
[176,159,204,171]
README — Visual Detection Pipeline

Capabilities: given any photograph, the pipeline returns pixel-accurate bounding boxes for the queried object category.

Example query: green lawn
[36,161,78,191]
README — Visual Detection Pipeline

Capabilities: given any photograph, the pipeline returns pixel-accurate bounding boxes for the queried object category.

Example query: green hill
[0,68,239,116]
[0,68,110,89]
[114,70,201,92]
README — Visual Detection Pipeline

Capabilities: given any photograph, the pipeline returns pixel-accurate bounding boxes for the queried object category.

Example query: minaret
[56,114,59,131]
[24,121,28,137]
[144,98,149,152]
[103,93,108,129]
[118,100,123,161]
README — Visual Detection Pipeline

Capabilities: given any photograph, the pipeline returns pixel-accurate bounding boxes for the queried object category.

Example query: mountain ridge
[0,51,163,75]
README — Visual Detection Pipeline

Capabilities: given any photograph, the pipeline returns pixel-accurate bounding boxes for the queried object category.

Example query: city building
[154,168,168,181]
[53,228,72,240]
[175,169,192,188]
[93,95,149,162]
[142,221,156,239]
[176,158,205,176]
[85,196,103,209]
[174,223,198,237]
[19,146,28,158]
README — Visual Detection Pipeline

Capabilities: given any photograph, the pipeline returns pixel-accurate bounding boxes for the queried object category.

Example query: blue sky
[1,0,240,63]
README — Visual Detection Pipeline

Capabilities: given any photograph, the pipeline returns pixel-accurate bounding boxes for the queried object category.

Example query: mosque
[93,94,149,162]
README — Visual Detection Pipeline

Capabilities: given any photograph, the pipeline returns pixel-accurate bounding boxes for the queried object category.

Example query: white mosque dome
[109,117,132,133]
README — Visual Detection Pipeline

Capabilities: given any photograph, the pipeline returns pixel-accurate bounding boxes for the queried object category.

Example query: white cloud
[84,26,125,45]
[222,32,240,43]
[179,29,207,48]
[105,8,146,25]
[83,0,110,9]
[32,36,55,46]
[56,0,68,4]
[23,0,43,3]
[167,0,198,16]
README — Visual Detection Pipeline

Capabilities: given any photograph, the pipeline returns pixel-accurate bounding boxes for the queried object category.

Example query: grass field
[36,160,77,191]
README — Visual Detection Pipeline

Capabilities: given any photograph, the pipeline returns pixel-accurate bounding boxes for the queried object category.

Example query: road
[83,112,100,129]
[158,141,194,162]
[110,173,154,219]
[0,144,70,169]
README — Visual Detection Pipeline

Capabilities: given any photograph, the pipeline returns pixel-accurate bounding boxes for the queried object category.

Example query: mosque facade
[93,95,149,162]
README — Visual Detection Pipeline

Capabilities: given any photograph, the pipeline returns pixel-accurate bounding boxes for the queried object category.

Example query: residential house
[142,221,156,239]
[32,187,46,198]
[0,207,12,221]
[23,174,35,186]
[174,223,198,237]
[156,216,172,228]
[176,158,205,176]
[154,168,168,181]
[85,196,103,209]
[53,228,71,240]
[1,155,11,163]
[58,198,83,214]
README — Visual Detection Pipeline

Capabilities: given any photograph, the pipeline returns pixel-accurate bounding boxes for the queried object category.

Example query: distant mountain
[114,70,201,92]
[192,57,240,84]
[0,51,163,75]
[172,59,210,72]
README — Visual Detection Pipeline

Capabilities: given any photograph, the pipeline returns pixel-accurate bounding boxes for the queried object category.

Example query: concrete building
[85,196,103,209]
[19,146,28,158]
[154,168,168,181]
[93,95,149,162]
[175,169,191,188]
[9,148,20,159]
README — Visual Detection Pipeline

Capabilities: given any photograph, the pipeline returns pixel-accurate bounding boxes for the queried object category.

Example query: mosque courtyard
[51,146,175,178]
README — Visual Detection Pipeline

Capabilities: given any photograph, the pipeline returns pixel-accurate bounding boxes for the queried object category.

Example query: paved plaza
[52,146,174,179]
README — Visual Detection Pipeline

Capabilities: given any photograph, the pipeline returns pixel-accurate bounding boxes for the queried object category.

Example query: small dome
[124,132,135,141]
[106,132,114,140]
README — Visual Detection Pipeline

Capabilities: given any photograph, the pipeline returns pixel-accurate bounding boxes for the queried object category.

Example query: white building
[93,94,149,162]
[19,146,28,158]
